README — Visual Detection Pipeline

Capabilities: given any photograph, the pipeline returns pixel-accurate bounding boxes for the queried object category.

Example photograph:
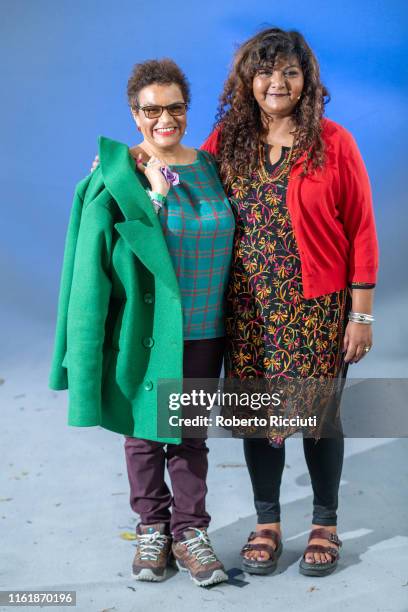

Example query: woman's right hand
[136,154,170,197]
[91,151,171,198]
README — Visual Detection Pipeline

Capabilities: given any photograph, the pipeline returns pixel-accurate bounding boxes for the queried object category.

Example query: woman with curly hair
[202,27,378,577]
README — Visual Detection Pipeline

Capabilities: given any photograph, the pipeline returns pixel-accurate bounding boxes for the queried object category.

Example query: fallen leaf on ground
[120,531,136,541]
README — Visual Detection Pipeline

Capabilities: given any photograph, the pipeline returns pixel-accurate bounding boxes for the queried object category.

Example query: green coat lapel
[99,136,180,299]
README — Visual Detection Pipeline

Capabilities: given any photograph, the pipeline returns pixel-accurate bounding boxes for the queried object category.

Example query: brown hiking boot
[172,528,228,587]
[132,523,172,582]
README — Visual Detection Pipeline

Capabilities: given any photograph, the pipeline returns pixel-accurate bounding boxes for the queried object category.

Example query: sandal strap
[247,529,281,546]
[304,544,340,560]
[240,542,277,558]
[308,528,342,547]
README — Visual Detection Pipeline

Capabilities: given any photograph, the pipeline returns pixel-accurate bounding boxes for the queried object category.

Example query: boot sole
[175,559,228,587]
[131,568,166,582]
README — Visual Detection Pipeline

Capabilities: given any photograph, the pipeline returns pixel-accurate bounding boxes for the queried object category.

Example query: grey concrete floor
[1,306,407,612]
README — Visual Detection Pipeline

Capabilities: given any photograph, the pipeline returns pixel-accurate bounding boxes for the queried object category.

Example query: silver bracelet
[146,189,166,214]
[150,200,162,214]
[348,311,375,324]
[350,311,375,321]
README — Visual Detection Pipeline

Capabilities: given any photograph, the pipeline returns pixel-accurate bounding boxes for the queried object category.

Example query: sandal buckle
[329,532,341,546]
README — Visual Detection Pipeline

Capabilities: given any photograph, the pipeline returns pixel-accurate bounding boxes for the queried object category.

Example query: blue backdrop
[1,0,407,330]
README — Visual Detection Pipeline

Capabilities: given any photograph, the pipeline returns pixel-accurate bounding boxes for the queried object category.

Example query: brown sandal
[240,529,282,575]
[299,528,342,577]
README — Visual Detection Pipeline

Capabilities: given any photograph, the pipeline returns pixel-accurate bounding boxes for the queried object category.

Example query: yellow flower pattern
[224,145,351,446]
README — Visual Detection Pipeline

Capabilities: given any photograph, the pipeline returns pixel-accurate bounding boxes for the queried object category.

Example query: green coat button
[144,293,154,304]
[142,337,154,348]
[144,380,153,391]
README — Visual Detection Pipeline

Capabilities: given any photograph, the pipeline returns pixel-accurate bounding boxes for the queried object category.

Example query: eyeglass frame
[133,102,188,119]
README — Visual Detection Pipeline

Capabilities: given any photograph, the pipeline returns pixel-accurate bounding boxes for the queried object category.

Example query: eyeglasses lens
[143,104,186,118]
[167,104,187,116]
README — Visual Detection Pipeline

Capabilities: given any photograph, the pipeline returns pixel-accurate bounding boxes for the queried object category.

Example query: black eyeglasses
[135,102,188,119]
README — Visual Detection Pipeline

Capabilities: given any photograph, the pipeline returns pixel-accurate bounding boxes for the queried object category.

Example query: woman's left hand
[343,321,373,363]
[136,154,170,197]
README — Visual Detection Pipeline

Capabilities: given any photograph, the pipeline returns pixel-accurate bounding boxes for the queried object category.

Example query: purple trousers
[124,337,224,540]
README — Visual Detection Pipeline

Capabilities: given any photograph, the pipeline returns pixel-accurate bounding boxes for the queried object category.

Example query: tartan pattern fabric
[157,150,235,340]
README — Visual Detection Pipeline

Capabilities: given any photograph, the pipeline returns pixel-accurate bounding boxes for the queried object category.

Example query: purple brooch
[160,166,180,186]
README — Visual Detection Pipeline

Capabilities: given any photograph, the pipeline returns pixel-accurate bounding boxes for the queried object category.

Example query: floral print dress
[224,144,353,446]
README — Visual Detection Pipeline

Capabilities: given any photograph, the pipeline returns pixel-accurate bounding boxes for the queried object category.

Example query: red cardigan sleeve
[200,126,221,155]
[337,128,379,285]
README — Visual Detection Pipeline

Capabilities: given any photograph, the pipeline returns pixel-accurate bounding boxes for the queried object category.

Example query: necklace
[258,142,294,183]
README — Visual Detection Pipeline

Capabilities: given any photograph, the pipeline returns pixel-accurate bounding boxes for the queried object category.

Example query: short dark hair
[127,58,191,109]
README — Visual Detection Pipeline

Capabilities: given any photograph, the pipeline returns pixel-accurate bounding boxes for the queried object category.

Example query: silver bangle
[151,200,162,214]
[348,311,375,324]
[146,189,166,214]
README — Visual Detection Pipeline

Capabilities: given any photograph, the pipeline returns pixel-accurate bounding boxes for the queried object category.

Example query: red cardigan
[201,118,379,299]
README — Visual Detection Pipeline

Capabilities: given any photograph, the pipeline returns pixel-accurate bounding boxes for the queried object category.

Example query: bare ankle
[256,522,281,533]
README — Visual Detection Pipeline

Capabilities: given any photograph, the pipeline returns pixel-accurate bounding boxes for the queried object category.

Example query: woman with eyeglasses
[49,58,234,587]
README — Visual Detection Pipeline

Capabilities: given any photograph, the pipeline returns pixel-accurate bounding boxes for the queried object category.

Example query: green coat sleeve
[65,197,114,426]
[48,175,93,390]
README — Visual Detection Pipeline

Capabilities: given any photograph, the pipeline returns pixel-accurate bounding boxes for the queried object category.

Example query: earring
[184,128,188,135]
[137,126,141,131]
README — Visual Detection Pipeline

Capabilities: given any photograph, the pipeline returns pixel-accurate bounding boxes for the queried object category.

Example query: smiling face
[132,82,187,151]
[252,54,304,118]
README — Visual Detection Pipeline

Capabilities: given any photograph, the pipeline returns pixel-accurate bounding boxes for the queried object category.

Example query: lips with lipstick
[154,127,178,137]
[266,92,290,97]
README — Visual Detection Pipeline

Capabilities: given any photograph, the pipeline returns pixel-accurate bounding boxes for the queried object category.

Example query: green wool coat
[49,136,184,443]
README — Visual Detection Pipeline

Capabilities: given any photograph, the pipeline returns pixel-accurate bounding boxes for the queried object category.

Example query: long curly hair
[216,27,330,187]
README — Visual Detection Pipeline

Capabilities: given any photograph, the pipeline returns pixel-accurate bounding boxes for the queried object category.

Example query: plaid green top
[157,149,235,340]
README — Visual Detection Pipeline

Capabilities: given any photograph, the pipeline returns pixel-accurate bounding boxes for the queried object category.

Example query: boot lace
[183,529,217,565]
[137,531,169,561]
